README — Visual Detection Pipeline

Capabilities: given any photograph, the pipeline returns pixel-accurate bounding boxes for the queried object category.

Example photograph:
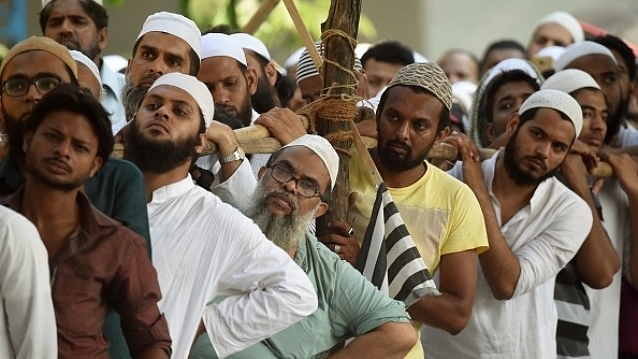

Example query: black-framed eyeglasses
[1,76,62,97]
[269,163,322,199]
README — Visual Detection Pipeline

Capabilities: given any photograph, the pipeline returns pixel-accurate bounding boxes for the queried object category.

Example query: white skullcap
[519,88,583,137]
[136,12,201,62]
[536,45,566,63]
[541,69,600,95]
[69,50,101,87]
[148,73,214,130]
[42,0,103,7]
[535,11,584,43]
[482,58,543,89]
[284,47,304,69]
[413,51,429,63]
[201,33,247,67]
[230,33,271,61]
[452,80,477,113]
[296,42,363,84]
[282,134,339,190]
[554,41,617,71]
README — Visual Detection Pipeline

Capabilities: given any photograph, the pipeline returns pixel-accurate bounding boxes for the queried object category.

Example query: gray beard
[121,75,151,122]
[244,183,318,252]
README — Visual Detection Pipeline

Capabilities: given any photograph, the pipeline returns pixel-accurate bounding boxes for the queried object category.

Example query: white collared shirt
[423,152,592,359]
[148,174,317,358]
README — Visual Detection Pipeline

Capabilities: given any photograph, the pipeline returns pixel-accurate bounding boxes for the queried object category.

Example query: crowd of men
[0,1,637,358]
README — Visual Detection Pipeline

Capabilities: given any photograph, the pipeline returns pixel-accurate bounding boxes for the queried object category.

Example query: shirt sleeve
[201,219,318,358]
[0,208,57,359]
[106,231,172,356]
[329,252,410,337]
[211,159,258,212]
[513,194,593,297]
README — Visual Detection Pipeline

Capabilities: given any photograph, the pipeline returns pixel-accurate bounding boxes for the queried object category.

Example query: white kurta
[0,206,57,359]
[148,175,317,359]
[423,153,592,359]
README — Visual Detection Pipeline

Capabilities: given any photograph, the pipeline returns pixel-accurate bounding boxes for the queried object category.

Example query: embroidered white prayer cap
[282,134,339,190]
[541,69,600,94]
[69,50,101,87]
[534,11,584,43]
[230,33,271,61]
[519,88,583,137]
[136,12,201,62]
[42,0,103,7]
[149,73,214,130]
[554,41,617,71]
[201,33,247,67]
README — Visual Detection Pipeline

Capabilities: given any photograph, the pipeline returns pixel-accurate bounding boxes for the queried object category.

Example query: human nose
[396,121,410,140]
[54,139,72,158]
[535,141,550,158]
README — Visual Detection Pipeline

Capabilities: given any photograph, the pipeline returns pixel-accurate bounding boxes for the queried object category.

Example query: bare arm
[326,322,416,359]
[561,153,620,288]
[601,153,638,289]
[408,249,478,334]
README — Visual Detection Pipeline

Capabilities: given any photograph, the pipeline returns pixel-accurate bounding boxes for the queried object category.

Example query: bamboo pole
[242,0,281,34]
[281,0,323,72]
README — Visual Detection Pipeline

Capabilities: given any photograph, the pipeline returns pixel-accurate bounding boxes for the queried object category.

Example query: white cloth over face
[0,206,57,359]
[422,152,592,359]
[148,175,317,359]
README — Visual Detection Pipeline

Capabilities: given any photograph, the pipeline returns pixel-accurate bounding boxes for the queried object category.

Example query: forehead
[493,80,536,98]
[524,107,575,140]
[383,85,444,117]
[298,74,322,97]
[48,0,91,18]
[534,23,572,40]
[39,110,97,139]
[145,85,197,106]
[2,51,72,81]
[136,32,192,57]
[567,54,617,74]
[276,146,330,184]
[200,56,244,79]
[574,88,606,106]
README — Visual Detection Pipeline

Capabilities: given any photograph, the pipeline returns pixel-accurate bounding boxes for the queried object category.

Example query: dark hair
[40,0,109,32]
[377,85,450,132]
[275,74,297,108]
[27,83,114,161]
[594,34,636,81]
[481,40,525,61]
[361,40,415,68]
[131,35,201,75]
[479,70,541,128]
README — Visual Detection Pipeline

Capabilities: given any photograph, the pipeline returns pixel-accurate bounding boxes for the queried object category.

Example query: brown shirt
[4,189,171,358]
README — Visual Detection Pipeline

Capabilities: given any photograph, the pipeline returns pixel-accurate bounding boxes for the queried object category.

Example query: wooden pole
[315,0,362,228]
[242,0,281,34]
[281,0,323,71]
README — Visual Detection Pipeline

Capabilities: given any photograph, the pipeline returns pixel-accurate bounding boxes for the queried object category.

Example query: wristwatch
[219,146,245,164]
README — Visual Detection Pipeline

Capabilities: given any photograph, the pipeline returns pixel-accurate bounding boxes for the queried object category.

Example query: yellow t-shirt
[349,152,489,359]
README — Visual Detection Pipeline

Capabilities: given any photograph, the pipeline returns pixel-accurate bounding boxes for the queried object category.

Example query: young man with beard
[2,84,172,359]
[190,134,416,359]
[122,11,201,122]
[230,32,282,114]
[424,89,593,359]
[0,36,151,359]
[40,0,127,134]
[123,72,317,359]
[258,61,489,359]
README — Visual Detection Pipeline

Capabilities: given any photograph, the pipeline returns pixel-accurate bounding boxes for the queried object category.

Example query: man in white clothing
[423,89,593,358]
[123,72,317,359]
[0,205,57,359]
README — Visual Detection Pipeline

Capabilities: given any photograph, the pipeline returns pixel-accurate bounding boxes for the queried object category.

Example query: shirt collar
[293,233,312,273]
[149,174,195,204]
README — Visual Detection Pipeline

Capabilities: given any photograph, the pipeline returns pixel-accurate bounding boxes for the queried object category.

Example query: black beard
[58,35,101,61]
[217,92,254,128]
[503,128,559,186]
[250,75,277,114]
[376,128,430,172]
[121,77,151,121]
[124,119,201,173]
[244,183,316,252]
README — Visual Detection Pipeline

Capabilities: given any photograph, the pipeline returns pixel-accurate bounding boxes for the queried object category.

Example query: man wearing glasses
[0,36,151,359]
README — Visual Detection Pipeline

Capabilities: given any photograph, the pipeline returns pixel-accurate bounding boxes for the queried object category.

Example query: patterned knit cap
[387,62,452,110]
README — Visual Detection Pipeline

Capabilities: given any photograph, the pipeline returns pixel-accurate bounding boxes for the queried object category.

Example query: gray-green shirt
[191,233,409,359]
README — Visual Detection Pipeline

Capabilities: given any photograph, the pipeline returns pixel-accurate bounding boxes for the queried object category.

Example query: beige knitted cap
[387,62,452,110]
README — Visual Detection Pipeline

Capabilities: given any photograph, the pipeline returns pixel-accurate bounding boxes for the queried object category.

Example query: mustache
[44,157,72,172]
[388,140,411,151]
